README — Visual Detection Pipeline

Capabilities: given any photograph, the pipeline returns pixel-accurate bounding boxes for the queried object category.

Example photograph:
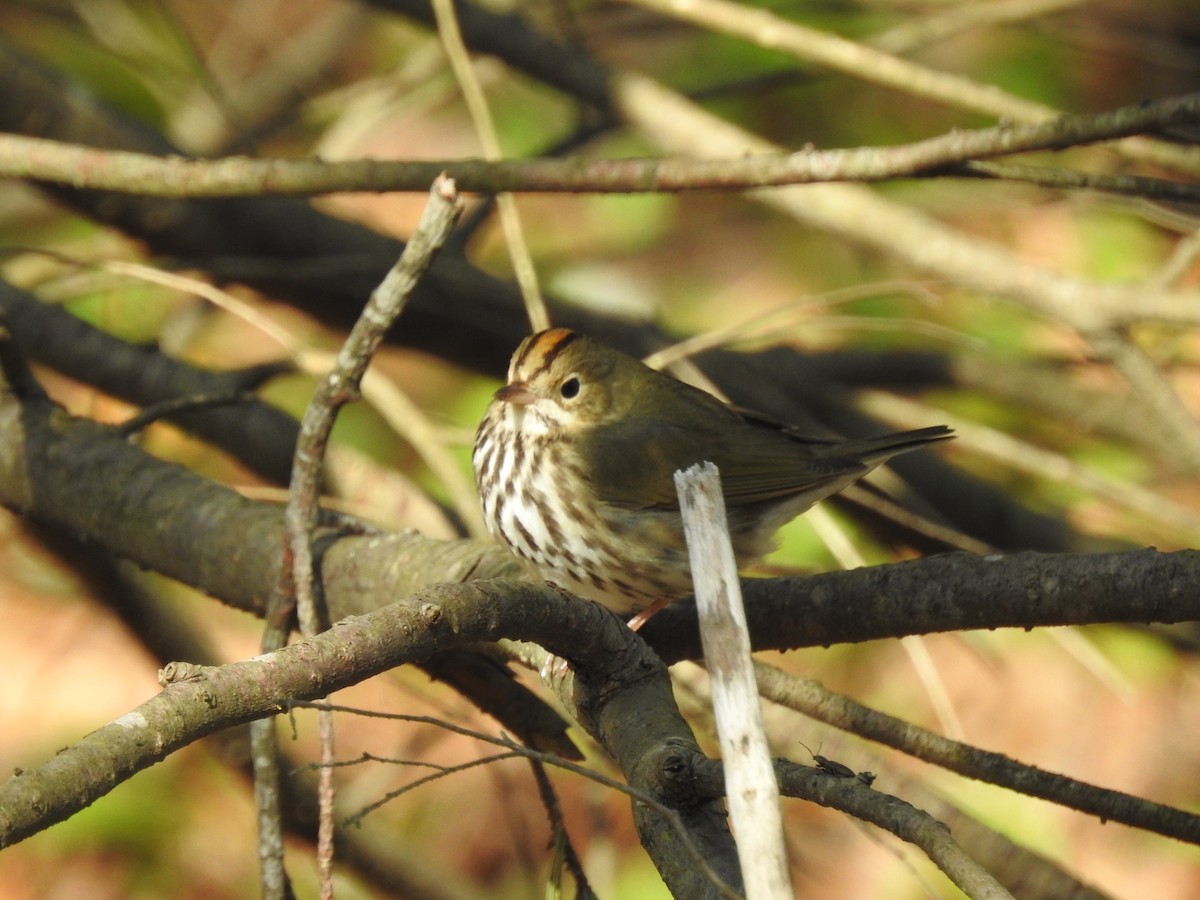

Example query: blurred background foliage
[1,0,1199,898]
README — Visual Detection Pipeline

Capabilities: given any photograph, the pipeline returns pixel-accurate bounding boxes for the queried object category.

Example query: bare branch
[751,661,1200,845]
[677,463,791,897]
[0,93,1196,195]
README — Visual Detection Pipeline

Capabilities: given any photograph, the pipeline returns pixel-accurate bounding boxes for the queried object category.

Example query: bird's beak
[494,382,537,406]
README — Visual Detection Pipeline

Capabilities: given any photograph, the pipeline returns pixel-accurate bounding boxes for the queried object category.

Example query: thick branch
[644,549,1200,655]
[0,278,299,483]
[0,579,743,897]
[4,312,1199,890]
[0,373,1195,656]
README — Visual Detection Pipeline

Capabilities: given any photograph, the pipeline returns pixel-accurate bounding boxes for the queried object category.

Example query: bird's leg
[541,598,671,679]
[626,597,670,632]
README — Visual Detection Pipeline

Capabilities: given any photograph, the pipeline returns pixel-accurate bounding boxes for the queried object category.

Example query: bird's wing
[580,414,868,511]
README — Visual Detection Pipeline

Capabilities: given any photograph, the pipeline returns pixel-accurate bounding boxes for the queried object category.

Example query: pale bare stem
[803,503,867,572]
[617,0,1200,175]
[429,0,549,332]
[806,503,965,740]
[1084,330,1200,476]
[857,389,1200,539]
[864,391,1200,540]
[314,712,336,899]
[359,369,487,537]
[493,193,549,331]
[177,4,368,153]
[640,281,971,370]
[254,601,301,895]
[44,256,477,534]
[675,462,794,899]
[899,634,963,740]
[1045,627,1135,701]
[871,0,1088,55]
[622,0,1057,121]
[277,176,464,899]
[836,484,996,554]
[1150,228,1200,290]
[0,250,304,355]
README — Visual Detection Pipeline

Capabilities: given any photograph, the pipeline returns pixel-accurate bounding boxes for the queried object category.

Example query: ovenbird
[473,329,952,629]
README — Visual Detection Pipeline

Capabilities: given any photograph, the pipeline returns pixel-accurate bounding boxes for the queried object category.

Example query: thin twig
[114,391,262,436]
[753,661,1200,845]
[959,159,1200,204]
[771,759,1015,900]
[345,751,526,823]
[296,703,742,899]
[274,176,464,898]
[528,759,597,899]
[1,93,1198,195]
[1084,329,1200,476]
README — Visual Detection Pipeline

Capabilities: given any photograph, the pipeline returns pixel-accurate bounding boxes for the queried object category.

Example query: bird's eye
[559,376,581,399]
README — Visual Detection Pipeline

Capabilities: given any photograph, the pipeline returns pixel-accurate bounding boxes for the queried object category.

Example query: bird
[473,328,952,630]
